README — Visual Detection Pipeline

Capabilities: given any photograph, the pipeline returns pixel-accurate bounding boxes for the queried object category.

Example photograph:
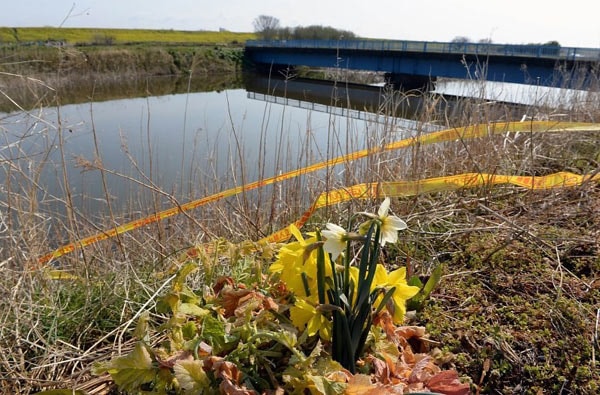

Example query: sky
[2,0,600,48]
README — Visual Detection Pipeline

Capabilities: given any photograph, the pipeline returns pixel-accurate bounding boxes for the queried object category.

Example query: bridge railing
[246,39,600,61]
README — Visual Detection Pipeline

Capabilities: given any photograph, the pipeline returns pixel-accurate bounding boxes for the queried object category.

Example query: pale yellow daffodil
[359,198,407,246]
[321,223,347,261]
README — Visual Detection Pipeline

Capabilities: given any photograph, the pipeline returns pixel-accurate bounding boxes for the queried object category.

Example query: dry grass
[1,62,600,393]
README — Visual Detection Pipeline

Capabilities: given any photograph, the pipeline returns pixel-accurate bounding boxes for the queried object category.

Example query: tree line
[253,15,356,41]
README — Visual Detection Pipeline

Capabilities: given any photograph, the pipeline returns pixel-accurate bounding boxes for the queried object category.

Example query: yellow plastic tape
[37,121,600,265]
[260,171,600,244]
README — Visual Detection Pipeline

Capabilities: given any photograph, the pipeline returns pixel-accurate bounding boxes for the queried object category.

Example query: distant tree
[253,15,280,40]
[252,17,357,41]
[290,25,356,40]
[543,40,560,47]
[451,36,471,43]
[478,38,493,44]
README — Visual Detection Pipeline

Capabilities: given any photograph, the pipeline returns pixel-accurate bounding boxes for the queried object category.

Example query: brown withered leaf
[366,356,392,385]
[400,342,416,366]
[234,292,263,318]
[263,295,279,311]
[345,374,406,395]
[213,276,236,295]
[396,326,426,340]
[220,287,278,319]
[373,311,398,344]
[408,355,440,383]
[427,370,471,395]
[220,288,253,317]
[197,341,212,357]
[205,356,258,395]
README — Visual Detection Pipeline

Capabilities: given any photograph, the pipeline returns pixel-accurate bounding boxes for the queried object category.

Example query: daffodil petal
[289,224,305,243]
[387,267,408,283]
[323,238,345,261]
[373,264,389,288]
[380,229,398,245]
[325,223,346,233]
[377,197,391,217]
[386,215,407,230]
[394,283,421,299]
[306,316,321,337]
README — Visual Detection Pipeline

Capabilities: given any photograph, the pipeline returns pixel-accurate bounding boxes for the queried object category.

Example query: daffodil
[269,224,332,301]
[359,198,407,246]
[321,223,347,261]
[372,264,420,324]
[290,297,332,341]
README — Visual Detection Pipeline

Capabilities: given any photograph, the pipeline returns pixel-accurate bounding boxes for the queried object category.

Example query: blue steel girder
[245,46,592,88]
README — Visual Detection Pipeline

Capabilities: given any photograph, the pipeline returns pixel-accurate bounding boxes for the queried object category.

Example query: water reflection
[2,73,416,224]
[1,70,539,233]
[0,72,243,113]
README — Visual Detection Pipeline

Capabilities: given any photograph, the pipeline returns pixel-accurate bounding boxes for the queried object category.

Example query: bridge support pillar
[386,73,435,91]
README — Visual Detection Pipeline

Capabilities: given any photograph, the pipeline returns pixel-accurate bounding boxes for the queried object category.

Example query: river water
[1,72,593,231]
[1,73,429,225]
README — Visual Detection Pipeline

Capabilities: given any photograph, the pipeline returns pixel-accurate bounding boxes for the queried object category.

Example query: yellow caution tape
[37,121,600,265]
[260,171,600,243]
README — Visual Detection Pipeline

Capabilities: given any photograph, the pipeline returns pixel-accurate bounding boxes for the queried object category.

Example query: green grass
[0,27,256,45]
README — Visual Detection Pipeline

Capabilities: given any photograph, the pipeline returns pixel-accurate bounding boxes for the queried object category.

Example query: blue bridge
[245,39,600,89]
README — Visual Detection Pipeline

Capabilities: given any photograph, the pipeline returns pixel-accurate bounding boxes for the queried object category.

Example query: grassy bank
[0,44,245,76]
[0,43,246,111]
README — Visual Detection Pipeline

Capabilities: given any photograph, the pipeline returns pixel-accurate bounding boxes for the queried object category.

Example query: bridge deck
[246,39,600,88]
[247,39,600,62]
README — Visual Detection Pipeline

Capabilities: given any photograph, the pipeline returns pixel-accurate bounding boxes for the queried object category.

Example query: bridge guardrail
[246,39,600,62]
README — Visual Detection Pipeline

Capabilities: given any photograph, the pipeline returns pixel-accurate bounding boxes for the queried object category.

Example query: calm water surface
[1,75,417,221]
[3,73,566,224]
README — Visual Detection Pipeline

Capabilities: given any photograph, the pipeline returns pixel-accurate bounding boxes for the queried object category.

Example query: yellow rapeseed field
[0,26,256,45]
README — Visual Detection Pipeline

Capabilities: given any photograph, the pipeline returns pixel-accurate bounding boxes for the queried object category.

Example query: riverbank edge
[0,44,245,81]
[0,44,247,111]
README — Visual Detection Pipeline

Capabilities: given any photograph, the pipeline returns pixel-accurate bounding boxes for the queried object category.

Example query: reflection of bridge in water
[244,75,443,132]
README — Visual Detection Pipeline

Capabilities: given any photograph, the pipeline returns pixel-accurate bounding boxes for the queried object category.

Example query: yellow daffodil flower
[372,264,420,324]
[290,297,332,341]
[269,224,332,301]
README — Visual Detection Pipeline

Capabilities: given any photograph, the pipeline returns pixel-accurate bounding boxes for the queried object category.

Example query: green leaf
[316,231,326,305]
[201,314,237,354]
[173,359,209,393]
[308,373,347,395]
[133,311,150,341]
[179,286,202,305]
[407,264,443,311]
[373,287,396,315]
[179,303,209,317]
[407,275,424,288]
[181,321,198,341]
[92,342,157,392]
[173,262,199,292]
[422,264,443,299]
